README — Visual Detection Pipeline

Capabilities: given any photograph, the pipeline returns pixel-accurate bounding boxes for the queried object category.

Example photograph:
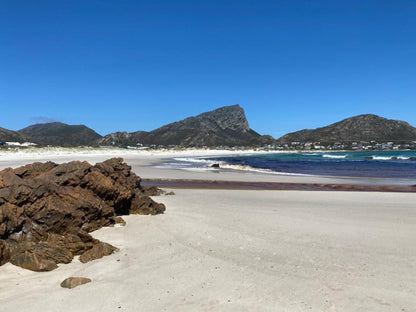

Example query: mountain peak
[99,105,270,147]
[186,104,249,132]
[278,114,416,144]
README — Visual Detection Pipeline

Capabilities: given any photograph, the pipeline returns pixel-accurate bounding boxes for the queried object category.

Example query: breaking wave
[322,154,347,159]
[173,157,212,163]
[366,155,416,161]
[219,163,312,176]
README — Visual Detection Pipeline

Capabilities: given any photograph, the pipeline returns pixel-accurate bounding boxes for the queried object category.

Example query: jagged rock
[142,186,165,196]
[0,239,10,265]
[113,216,126,226]
[0,158,165,271]
[9,241,73,271]
[10,250,58,271]
[0,170,23,188]
[46,231,96,256]
[13,162,58,179]
[61,277,92,289]
[130,194,166,215]
[0,202,25,237]
[79,242,118,263]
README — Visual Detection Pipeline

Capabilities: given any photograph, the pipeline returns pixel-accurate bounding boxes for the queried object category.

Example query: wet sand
[142,178,416,192]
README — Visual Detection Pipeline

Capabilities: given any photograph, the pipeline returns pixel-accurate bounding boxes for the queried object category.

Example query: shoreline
[142,178,416,193]
[1,147,416,186]
[157,156,416,186]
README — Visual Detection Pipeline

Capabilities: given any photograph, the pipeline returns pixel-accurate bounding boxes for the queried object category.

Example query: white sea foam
[371,156,393,160]
[172,156,312,176]
[173,157,212,163]
[155,162,195,169]
[369,155,413,160]
[219,163,312,176]
[322,154,347,159]
[397,156,411,160]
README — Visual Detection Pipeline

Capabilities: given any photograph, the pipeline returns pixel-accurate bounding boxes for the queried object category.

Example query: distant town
[266,140,416,151]
[2,140,416,151]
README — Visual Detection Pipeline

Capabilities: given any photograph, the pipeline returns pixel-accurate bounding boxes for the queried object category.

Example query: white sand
[0,147,407,184]
[1,149,415,311]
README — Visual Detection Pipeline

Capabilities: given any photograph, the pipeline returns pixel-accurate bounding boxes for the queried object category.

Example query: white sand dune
[0,149,415,311]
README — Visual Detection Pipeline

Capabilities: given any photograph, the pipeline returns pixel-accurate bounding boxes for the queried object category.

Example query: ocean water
[188,151,416,179]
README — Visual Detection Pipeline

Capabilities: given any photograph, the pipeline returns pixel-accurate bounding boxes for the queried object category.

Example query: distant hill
[8,111,414,149]
[0,127,28,143]
[99,105,273,147]
[97,131,148,147]
[277,114,416,144]
[19,122,102,146]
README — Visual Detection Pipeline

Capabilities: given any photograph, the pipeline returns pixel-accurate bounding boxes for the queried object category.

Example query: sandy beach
[0,148,415,311]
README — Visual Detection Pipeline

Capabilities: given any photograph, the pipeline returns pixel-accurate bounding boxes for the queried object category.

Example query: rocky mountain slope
[0,127,28,143]
[277,114,416,144]
[19,122,102,146]
[5,110,414,148]
[99,105,273,147]
[98,131,148,147]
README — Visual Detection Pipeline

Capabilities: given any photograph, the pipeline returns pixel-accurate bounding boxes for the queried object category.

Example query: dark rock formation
[277,114,416,144]
[0,158,165,271]
[61,277,92,289]
[79,242,118,263]
[142,186,166,196]
[10,241,72,271]
[99,105,274,147]
[113,216,126,226]
[19,122,102,146]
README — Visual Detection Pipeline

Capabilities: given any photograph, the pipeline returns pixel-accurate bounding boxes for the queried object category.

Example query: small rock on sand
[60,277,91,289]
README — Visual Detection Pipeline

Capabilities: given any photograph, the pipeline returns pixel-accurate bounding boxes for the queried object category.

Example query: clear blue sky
[1,0,415,137]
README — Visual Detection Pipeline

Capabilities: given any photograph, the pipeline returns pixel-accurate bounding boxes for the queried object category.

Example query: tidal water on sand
[177,151,416,179]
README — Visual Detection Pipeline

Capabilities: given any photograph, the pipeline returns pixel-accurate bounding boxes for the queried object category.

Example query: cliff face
[277,114,416,144]
[19,122,102,146]
[99,105,272,147]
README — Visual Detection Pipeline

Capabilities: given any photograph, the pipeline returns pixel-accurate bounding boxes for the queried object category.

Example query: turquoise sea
[200,151,416,179]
